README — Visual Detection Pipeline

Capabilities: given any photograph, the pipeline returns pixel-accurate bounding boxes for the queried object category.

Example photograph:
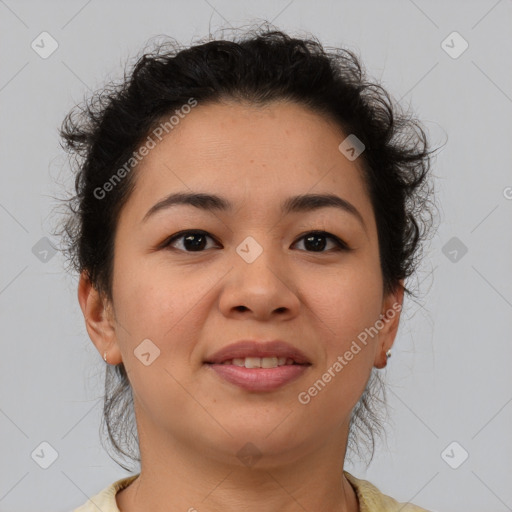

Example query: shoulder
[71,474,139,512]
[344,471,432,512]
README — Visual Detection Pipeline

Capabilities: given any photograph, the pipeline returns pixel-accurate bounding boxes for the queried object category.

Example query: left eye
[292,231,349,252]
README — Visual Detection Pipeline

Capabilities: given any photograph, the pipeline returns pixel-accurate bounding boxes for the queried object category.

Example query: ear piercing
[385,349,392,359]
[103,351,108,364]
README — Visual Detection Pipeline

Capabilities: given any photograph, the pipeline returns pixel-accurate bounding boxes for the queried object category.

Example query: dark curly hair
[55,25,438,472]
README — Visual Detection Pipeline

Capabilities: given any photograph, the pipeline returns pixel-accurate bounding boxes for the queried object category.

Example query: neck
[116,419,359,512]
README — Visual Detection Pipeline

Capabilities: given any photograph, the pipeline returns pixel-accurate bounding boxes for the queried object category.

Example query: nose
[218,240,301,321]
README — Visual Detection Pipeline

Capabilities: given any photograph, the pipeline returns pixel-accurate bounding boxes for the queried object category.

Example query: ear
[373,280,405,369]
[77,270,123,365]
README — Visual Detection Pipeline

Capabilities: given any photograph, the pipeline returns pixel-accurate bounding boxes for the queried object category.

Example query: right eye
[161,230,221,252]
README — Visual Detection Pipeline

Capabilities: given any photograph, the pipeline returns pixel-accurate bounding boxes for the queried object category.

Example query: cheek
[111,252,208,361]
[302,256,383,343]
[111,259,207,418]
[297,274,381,427]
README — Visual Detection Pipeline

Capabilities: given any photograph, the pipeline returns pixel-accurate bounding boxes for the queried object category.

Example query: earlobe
[77,271,122,365]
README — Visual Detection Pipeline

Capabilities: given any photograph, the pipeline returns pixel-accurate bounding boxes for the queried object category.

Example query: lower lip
[206,363,310,392]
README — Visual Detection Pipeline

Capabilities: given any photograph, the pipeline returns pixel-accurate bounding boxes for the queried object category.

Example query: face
[79,100,403,467]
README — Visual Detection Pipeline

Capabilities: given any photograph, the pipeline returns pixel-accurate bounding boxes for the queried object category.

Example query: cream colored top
[72,471,431,511]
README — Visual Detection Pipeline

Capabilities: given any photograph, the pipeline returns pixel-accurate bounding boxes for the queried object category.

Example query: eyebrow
[142,191,366,229]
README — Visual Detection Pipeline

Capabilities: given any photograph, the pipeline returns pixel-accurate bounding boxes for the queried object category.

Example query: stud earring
[385,349,392,359]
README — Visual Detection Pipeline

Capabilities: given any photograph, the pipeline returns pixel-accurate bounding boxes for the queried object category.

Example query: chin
[194,421,311,468]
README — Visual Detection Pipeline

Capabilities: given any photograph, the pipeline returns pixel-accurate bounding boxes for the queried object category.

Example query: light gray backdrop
[1,1,511,511]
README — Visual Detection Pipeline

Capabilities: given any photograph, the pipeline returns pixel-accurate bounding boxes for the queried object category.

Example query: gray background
[1,1,511,511]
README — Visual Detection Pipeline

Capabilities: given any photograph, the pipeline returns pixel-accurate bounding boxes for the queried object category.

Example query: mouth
[204,339,311,365]
[204,340,312,392]
[207,356,307,368]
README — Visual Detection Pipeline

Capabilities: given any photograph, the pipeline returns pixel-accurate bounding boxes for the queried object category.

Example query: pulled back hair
[56,25,438,471]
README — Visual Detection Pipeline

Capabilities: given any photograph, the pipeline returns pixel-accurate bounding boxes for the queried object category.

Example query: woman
[59,26,436,512]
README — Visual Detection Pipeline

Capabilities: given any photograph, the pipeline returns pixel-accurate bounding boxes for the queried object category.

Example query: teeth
[246,357,267,369]
[225,357,295,368]
[261,357,278,368]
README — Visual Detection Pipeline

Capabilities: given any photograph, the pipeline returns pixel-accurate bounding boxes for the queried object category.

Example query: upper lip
[205,340,311,365]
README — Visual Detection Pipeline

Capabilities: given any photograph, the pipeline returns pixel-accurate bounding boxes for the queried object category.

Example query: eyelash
[160,230,350,253]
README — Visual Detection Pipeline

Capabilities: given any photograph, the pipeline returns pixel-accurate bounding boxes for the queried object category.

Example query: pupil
[184,233,206,251]
[305,234,326,251]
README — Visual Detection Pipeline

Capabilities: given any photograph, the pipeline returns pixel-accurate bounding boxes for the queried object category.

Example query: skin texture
[78,100,404,512]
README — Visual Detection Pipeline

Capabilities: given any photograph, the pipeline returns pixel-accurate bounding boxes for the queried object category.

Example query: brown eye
[293,231,349,252]
[162,230,220,252]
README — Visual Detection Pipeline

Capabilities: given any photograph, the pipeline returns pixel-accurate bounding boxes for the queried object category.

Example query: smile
[205,361,311,392]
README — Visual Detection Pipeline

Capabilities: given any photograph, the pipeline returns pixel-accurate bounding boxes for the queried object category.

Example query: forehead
[123,100,373,222]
